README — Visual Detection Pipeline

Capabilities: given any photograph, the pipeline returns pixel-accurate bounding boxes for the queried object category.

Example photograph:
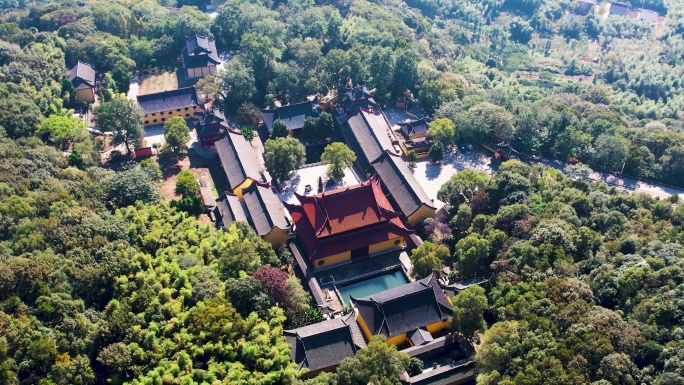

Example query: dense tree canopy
[94,97,143,156]
[163,116,190,154]
[264,137,306,181]
[3,0,684,384]
[321,142,356,180]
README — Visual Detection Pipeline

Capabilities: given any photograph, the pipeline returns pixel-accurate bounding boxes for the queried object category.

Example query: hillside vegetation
[0,0,684,384]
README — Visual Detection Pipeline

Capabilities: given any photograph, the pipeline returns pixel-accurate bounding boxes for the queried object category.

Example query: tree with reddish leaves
[252,266,289,305]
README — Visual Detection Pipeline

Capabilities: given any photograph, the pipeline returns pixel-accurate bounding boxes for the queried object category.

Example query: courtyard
[277,163,365,204]
[409,146,497,208]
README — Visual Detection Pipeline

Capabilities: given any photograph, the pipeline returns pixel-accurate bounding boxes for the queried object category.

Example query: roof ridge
[312,195,331,236]
[245,183,276,229]
[376,300,391,336]
[370,176,403,219]
[227,131,250,188]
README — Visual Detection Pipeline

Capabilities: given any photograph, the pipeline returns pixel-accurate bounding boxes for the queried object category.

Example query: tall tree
[0,93,43,138]
[270,119,289,139]
[264,137,306,181]
[196,75,222,101]
[464,102,515,143]
[94,97,143,156]
[437,169,490,208]
[393,49,418,96]
[316,112,335,139]
[219,57,257,112]
[409,241,450,278]
[37,115,86,148]
[108,168,158,206]
[336,335,410,385]
[321,142,356,180]
[454,234,491,276]
[163,116,190,154]
[240,32,280,92]
[591,134,629,172]
[175,170,198,198]
[429,140,445,162]
[369,47,395,103]
[427,118,456,146]
[449,285,488,339]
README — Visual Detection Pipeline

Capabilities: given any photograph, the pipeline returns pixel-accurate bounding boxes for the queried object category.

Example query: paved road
[127,75,140,101]
[411,146,684,207]
[529,157,684,199]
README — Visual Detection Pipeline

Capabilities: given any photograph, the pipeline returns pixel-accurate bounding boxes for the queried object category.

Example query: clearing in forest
[138,71,179,95]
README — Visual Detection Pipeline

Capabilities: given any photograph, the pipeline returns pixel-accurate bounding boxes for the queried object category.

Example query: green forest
[1,0,684,384]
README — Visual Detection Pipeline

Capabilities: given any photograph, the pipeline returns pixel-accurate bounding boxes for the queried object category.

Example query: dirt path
[157,152,215,201]
[127,75,139,101]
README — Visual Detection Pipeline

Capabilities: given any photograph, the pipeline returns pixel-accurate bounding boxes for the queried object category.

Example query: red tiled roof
[284,177,413,261]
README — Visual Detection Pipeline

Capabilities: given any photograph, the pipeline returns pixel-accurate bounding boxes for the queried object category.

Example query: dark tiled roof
[610,2,628,14]
[68,61,95,88]
[242,182,289,236]
[284,312,366,372]
[339,86,378,114]
[408,328,434,346]
[195,110,227,137]
[214,193,247,227]
[283,177,413,261]
[351,274,452,338]
[640,9,658,21]
[343,109,397,168]
[289,239,327,309]
[399,118,429,138]
[181,36,220,69]
[371,151,435,217]
[199,186,216,207]
[261,102,319,132]
[214,129,262,190]
[137,86,202,115]
[409,365,475,385]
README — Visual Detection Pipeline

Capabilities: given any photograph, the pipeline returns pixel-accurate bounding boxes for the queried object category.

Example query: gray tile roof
[343,109,396,168]
[199,186,216,207]
[289,239,328,310]
[68,61,95,88]
[195,110,227,137]
[181,36,220,68]
[284,313,366,372]
[137,86,202,115]
[351,274,452,338]
[639,9,658,21]
[242,182,289,236]
[399,118,429,138]
[339,86,378,114]
[214,129,262,190]
[260,101,319,133]
[371,151,435,217]
[214,193,247,227]
[610,2,629,14]
[408,328,434,346]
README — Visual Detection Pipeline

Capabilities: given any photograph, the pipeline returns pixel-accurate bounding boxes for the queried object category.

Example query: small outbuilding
[68,61,96,103]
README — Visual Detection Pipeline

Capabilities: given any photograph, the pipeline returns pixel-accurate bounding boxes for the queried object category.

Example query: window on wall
[151,113,156,116]
[185,114,190,117]
[153,119,157,123]
[317,260,325,266]
[144,121,149,125]
[176,109,181,112]
[394,239,401,245]
[161,118,165,122]
[185,107,189,111]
